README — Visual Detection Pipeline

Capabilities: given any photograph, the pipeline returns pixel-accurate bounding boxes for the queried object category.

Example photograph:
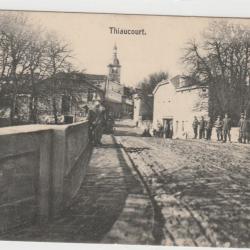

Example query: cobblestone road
[115,120,250,247]
[1,119,250,247]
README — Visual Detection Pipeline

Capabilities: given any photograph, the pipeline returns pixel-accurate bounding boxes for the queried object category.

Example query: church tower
[108,44,121,83]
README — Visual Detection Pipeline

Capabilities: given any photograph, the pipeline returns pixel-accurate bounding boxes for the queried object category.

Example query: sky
[23,11,250,87]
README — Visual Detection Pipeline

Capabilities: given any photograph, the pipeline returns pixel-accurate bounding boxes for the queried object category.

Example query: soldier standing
[238,113,248,143]
[222,113,231,143]
[87,106,97,144]
[94,102,106,146]
[247,116,250,143]
[214,116,223,141]
[205,117,213,140]
[199,116,205,139]
[192,116,199,139]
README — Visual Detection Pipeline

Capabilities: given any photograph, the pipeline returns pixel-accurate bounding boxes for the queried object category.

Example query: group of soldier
[192,113,250,143]
[86,100,116,146]
[87,101,107,146]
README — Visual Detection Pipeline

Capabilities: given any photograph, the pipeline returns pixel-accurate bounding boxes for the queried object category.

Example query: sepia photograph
[0,9,250,248]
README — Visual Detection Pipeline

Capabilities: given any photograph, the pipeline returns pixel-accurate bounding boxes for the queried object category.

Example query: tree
[137,71,169,114]
[43,33,73,124]
[0,13,76,125]
[25,30,49,123]
[0,13,33,124]
[182,21,250,121]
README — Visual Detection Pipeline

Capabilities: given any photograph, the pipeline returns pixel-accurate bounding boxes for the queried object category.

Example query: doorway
[163,118,173,138]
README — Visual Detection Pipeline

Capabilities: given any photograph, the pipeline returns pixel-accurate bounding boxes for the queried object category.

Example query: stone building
[0,72,104,126]
[0,44,131,126]
[105,45,124,118]
[87,45,132,119]
[153,75,209,139]
[36,72,105,123]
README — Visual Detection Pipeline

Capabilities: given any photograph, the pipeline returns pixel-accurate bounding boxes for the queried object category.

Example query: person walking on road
[205,117,213,140]
[214,115,223,141]
[192,116,199,139]
[222,113,232,143]
[199,116,205,139]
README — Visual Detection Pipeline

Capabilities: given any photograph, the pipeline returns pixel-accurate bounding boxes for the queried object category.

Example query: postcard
[0,9,249,248]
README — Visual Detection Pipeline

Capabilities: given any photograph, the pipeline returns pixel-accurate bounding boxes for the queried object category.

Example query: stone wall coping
[0,121,88,136]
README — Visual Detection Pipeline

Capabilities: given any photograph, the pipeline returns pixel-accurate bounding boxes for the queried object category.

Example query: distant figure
[214,115,223,141]
[163,122,169,138]
[238,113,249,143]
[157,120,163,137]
[94,102,106,146]
[222,113,231,143]
[105,112,115,134]
[83,105,89,117]
[199,116,205,139]
[87,106,97,144]
[192,116,199,139]
[142,128,151,137]
[153,129,157,136]
[205,117,213,140]
[169,120,173,139]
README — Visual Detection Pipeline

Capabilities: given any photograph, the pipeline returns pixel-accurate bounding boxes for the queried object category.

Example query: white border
[0,0,249,18]
[0,1,248,250]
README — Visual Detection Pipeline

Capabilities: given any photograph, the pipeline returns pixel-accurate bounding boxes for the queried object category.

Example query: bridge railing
[0,121,91,233]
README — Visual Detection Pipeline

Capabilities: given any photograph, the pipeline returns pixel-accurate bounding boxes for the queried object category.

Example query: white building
[153,75,209,139]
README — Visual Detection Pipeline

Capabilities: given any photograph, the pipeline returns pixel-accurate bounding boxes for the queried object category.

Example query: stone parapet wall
[0,121,91,233]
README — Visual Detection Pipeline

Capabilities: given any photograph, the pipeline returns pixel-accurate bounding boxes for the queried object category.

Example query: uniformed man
[205,117,213,140]
[157,120,163,137]
[238,113,248,143]
[214,115,223,141]
[192,116,199,139]
[94,101,106,146]
[247,116,250,143]
[199,116,205,139]
[87,106,97,144]
[222,113,232,143]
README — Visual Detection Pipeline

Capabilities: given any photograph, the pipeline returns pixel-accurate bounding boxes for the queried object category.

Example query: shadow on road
[114,123,136,128]
[125,147,151,153]
[0,134,149,244]
[114,129,142,137]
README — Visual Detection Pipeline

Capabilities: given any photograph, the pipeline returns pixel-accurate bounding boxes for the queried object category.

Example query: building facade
[104,44,134,118]
[0,72,104,126]
[0,44,130,126]
[153,75,209,139]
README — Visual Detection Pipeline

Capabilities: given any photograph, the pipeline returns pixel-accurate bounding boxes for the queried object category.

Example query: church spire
[113,43,120,66]
[108,43,121,83]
